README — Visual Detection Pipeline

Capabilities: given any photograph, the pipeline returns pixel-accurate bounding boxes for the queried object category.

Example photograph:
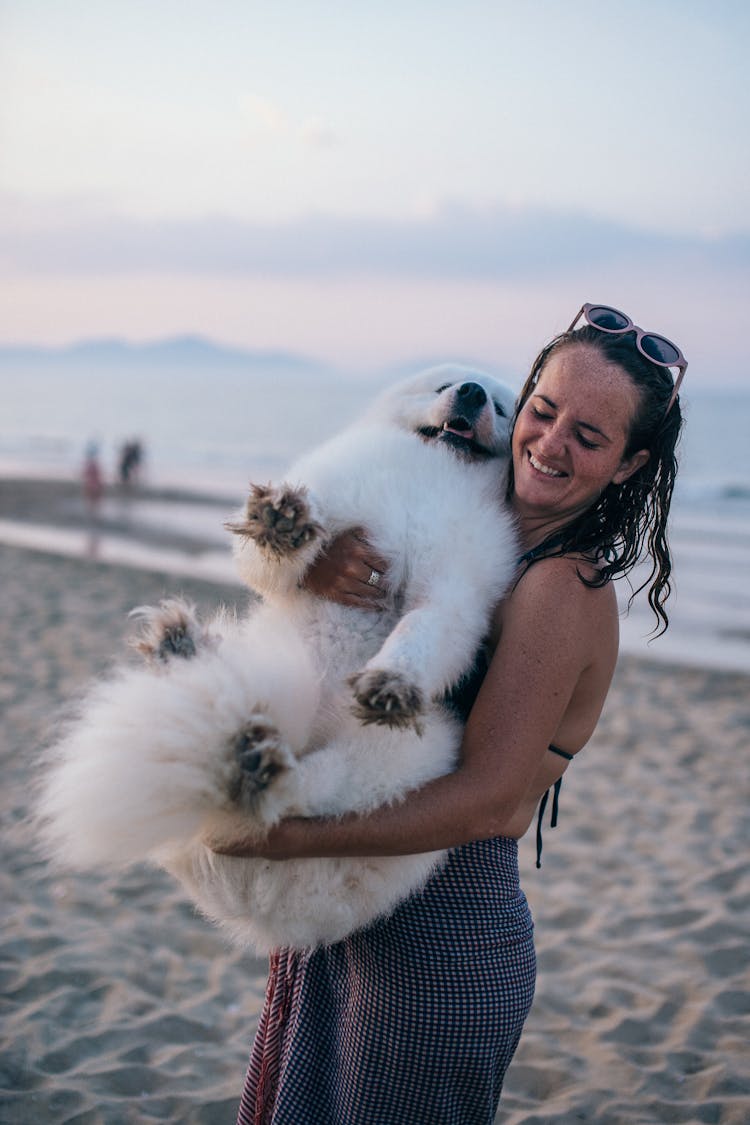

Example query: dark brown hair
[508,324,684,635]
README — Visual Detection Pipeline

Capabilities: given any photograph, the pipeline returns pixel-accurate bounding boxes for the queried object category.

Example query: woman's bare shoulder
[516,553,613,599]
[495,553,618,647]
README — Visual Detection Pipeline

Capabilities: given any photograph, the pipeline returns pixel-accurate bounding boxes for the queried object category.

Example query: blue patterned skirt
[237,836,535,1125]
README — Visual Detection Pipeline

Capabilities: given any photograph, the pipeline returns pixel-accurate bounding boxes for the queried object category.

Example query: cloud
[238,93,289,134]
[1,196,747,281]
[299,117,339,149]
[237,94,339,149]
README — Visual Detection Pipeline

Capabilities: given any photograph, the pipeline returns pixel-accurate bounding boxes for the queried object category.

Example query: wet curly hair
[508,324,685,635]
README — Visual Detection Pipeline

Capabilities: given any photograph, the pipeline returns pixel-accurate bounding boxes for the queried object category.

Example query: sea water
[1,363,748,672]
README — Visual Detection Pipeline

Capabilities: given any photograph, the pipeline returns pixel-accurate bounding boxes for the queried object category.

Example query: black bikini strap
[535,776,563,869]
[547,743,574,761]
[516,532,567,567]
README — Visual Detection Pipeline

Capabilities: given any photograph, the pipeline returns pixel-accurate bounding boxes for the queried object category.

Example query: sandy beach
[2,511,749,1121]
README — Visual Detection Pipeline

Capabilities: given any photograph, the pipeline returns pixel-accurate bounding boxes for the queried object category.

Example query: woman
[218,305,686,1125]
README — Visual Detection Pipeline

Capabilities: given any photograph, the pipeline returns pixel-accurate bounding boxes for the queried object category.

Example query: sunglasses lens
[640,335,681,367]
[588,306,630,331]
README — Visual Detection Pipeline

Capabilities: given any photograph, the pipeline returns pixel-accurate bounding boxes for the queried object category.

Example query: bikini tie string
[535,776,563,869]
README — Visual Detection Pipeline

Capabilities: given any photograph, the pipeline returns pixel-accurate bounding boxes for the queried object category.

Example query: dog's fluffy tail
[35,611,319,870]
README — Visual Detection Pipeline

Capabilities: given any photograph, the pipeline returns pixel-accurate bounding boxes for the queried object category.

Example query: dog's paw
[228,713,295,807]
[227,484,322,556]
[349,669,424,733]
[129,598,208,664]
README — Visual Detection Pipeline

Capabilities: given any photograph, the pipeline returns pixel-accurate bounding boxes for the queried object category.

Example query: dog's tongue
[443,419,474,440]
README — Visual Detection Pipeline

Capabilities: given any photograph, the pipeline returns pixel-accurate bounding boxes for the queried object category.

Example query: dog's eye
[493,401,506,417]
[435,383,451,394]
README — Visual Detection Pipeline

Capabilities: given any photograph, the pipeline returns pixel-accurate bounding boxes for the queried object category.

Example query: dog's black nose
[456,383,487,410]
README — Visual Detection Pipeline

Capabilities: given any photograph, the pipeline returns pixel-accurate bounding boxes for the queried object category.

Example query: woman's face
[511,344,649,527]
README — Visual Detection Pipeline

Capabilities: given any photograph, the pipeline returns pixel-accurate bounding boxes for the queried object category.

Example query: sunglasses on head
[567,303,687,414]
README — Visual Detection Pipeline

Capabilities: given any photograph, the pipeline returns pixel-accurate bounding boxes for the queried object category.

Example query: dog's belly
[261,598,398,748]
[168,845,446,952]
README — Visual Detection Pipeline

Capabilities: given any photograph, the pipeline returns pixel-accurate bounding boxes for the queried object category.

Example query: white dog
[38,366,518,952]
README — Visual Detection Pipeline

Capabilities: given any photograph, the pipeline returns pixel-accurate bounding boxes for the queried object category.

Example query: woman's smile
[527,451,567,478]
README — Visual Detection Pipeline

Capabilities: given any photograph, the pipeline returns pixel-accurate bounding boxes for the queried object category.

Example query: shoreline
[0,475,240,546]
[2,474,749,675]
[0,474,242,588]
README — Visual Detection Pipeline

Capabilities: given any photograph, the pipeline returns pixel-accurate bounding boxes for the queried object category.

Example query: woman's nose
[536,422,566,456]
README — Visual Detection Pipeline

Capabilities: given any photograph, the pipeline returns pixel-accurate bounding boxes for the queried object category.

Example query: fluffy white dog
[38,366,518,952]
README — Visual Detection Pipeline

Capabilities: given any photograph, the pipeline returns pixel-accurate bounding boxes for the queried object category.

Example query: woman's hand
[303,528,389,609]
[204,818,312,860]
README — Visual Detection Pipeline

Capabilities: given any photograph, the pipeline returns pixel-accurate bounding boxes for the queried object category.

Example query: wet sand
[1,540,749,1123]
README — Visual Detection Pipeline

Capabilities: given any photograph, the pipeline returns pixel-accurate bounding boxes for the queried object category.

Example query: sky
[0,0,748,382]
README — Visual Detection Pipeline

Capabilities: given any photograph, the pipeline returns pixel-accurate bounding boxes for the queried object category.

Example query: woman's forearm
[210,764,517,860]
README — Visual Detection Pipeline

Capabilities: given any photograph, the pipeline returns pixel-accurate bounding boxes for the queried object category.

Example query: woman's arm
[209,558,606,860]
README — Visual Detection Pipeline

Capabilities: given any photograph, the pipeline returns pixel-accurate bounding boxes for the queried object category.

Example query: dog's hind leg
[129,597,213,664]
[200,713,303,851]
[229,711,296,807]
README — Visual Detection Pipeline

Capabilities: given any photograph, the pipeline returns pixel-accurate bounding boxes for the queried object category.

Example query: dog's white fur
[38,366,518,952]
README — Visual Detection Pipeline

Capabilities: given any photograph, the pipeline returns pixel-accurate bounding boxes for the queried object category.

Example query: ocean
[1,360,749,673]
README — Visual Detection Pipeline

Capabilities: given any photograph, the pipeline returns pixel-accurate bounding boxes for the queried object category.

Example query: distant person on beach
[214,305,686,1125]
[81,441,104,518]
[117,439,143,489]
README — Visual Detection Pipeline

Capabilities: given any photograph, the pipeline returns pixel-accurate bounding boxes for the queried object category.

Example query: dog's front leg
[350,581,492,730]
[227,482,328,599]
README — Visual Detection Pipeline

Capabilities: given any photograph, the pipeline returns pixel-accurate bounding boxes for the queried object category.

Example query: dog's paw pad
[130,599,203,664]
[229,714,291,804]
[227,484,322,555]
[349,669,424,732]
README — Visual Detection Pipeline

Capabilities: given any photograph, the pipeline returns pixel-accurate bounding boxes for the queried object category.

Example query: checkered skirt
[237,835,535,1125]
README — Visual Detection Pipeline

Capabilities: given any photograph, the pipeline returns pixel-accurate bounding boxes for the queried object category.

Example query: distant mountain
[0,336,519,386]
[0,335,334,375]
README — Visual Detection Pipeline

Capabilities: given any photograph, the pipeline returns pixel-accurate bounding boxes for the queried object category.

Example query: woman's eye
[532,407,553,420]
[577,434,599,450]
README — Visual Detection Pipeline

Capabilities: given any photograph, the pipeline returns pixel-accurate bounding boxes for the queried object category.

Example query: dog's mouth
[418,417,492,458]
